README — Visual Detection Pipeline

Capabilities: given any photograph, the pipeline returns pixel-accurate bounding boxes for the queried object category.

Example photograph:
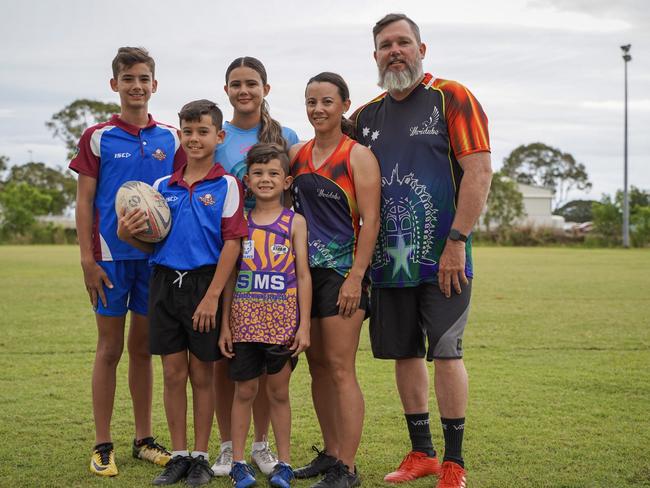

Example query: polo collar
[110,114,157,136]
[169,162,227,188]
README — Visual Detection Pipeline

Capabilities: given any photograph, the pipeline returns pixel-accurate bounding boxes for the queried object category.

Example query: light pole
[621,44,631,248]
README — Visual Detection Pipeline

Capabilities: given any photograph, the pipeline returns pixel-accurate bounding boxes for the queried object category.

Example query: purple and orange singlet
[230,208,298,346]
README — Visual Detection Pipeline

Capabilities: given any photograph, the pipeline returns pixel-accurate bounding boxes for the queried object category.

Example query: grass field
[0,246,649,487]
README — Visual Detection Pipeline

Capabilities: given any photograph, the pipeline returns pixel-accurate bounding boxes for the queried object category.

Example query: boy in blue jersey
[118,99,247,486]
[70,46,182,477]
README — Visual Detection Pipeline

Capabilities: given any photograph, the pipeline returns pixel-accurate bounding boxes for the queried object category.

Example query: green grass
[0,246,649,487]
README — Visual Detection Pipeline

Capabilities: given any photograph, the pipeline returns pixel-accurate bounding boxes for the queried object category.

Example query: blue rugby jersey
[70,114,184,261]
[151,163,247,271]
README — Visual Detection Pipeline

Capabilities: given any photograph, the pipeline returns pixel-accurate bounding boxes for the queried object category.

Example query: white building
[517,182,565,228]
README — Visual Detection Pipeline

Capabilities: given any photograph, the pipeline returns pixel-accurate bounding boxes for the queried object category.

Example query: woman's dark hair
[225,57,286,149]
[306,72,355,138]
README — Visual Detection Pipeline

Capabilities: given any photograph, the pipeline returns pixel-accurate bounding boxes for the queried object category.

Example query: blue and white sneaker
[229,461,256,488]
[269,462,294,488]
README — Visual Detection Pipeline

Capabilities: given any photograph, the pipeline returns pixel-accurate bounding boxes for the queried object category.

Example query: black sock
[405,413,435,457]
[441,417,465,467]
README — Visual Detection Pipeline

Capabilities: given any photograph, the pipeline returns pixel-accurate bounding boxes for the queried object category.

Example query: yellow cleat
[90,443,118,477]
[133,437,171,466]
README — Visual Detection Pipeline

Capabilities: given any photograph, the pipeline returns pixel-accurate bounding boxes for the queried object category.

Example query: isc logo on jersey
[236,271,286,292]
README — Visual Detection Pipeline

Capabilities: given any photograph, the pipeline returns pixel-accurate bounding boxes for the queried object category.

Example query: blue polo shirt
[69,114,184,261]
[151,163,247,271]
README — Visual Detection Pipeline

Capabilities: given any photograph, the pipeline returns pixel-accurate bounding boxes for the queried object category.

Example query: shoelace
[440,464,464,484]
[273,463,293,480]
[232,462,255,480]
[173,270,188,288]
[310,445,329,462]
[188,457,213,478]
[96,444,112,465]
[144,437,169,454]
[398,451,420,468]
[217,448,232,464]
[162,456,190,476]
[255,445,278,464]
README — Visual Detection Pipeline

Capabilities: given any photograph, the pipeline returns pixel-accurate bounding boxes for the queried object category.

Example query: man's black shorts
[228,342,298,382]
[310,267,370,319]
[149,265,223,362]
[370,280,472,361]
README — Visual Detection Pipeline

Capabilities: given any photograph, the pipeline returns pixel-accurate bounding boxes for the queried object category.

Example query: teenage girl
[212,56,299,477]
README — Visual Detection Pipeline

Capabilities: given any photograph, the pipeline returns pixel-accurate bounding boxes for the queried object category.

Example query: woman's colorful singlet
[231,208,298,346]
[290,135,359,277]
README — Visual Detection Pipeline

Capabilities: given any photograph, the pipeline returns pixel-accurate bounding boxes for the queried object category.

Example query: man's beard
[378,57,424,92]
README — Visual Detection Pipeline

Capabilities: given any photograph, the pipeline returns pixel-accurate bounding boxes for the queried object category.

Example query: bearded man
[351,13,492,488]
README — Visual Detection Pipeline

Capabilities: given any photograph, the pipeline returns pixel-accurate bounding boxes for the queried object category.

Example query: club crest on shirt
[242,240,255,259]
[199,193,215,206]
[271,244,289,255]
[152,148,167,160]
[409,107,440,137]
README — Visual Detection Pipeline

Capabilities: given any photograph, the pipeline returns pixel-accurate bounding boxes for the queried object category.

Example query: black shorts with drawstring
[148,265,223,362]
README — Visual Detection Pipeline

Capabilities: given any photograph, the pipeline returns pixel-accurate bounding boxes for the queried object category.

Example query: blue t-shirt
[150,163,247,271]
[215,122,299,181]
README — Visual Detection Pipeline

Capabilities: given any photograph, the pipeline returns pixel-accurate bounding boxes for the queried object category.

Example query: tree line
[0,99,648,247]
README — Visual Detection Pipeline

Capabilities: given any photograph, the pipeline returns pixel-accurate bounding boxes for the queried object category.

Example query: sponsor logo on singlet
[236,271,287,292]
[271,244,289,255]
[114,152,131,158]
[242,240,254,259]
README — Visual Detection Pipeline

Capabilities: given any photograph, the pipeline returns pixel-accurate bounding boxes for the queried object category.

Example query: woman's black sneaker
[294,446,338,479]
[152,455,193,485]
[311,461,360,488]
[185,455,214,487]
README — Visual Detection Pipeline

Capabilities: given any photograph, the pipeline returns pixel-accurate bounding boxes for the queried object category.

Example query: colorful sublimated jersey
[352,74,490,287]
[230,208,298,346]
[215,122,299,210]
[150,163,247,271]
[69,114,184,261]
[291,135,360,277]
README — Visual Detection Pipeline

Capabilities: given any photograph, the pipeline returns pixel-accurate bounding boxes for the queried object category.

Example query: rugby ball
[115,181,171,243]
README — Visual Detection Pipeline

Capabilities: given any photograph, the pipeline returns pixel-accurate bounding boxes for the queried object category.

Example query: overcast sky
[1,0,649,203]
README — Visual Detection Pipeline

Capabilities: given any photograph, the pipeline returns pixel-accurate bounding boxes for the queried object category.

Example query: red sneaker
[436,461,466,488]
[384,451,440,483]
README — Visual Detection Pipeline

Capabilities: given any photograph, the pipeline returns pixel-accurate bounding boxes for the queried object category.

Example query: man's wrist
[448,228,468,243]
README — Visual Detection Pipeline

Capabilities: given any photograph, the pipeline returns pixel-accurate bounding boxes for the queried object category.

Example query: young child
[117,99,247,486]
[69,46,182,477]
[218,143,311,488]
[212,56,300,477]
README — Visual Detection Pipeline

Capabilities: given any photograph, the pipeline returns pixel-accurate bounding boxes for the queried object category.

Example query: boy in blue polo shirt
[70,46,182,477]
[118,99,247,486]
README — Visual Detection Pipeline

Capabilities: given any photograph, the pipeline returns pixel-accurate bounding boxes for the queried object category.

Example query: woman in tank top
[289,72,380,485]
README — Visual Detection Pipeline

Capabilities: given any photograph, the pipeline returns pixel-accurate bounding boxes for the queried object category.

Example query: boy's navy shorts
[228,342,298,382]
[148,265,223,362]
[96,259,151,317]
[310,267,370,319]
